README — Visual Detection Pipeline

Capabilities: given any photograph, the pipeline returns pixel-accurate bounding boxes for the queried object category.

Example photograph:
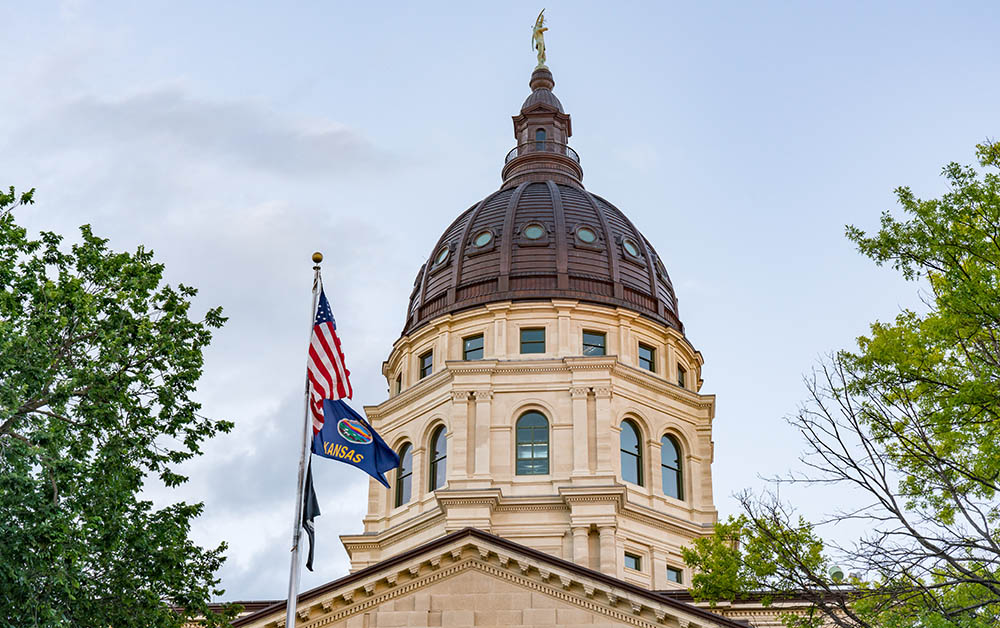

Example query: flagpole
[285,251,324,628]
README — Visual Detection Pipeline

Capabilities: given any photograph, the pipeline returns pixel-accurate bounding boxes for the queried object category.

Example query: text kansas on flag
[306,288,399,486]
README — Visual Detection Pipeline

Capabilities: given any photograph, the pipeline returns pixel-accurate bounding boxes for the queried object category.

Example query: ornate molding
[258,540,722,628]
[611,362,715,410]
[570,386,591,398]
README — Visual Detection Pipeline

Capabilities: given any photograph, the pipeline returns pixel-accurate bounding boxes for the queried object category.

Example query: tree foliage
[683,141,1000,627]
[0,187,238,627]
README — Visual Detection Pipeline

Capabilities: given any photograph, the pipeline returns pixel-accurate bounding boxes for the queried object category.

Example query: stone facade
[232,529,748,628]
[221,46,833,628]
[342,300,716,592]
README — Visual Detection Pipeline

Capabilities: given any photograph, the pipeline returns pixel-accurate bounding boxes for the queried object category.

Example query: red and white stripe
[306,320,352,434]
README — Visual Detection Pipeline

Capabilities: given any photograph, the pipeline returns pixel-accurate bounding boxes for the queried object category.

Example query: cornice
[559,484,626,509]
[564,356,618,371]
[365,369,452,419]
[435,488,503,511]
[611,362,715,410]
[341,508,444,553]
[237,530,745,628]
[620,500,716,536]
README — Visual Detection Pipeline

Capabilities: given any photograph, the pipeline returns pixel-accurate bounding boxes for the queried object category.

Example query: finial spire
[531,9,548,68]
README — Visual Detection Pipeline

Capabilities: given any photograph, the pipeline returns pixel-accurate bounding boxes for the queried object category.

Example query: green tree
[683,141,1000,627]
[0,187,238,627]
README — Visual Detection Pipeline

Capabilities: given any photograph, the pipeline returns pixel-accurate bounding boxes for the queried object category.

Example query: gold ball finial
[312,251,323,264]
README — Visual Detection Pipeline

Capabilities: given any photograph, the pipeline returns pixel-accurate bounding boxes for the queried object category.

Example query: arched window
[660,435,684,500]
[620,420,643,486]
[394,443,412,507]
[535,127,546,150]
[516,411,549,475]
[428,426,447,490]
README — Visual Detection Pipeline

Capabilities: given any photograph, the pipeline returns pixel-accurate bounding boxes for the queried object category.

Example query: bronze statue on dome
[532,9,548,68]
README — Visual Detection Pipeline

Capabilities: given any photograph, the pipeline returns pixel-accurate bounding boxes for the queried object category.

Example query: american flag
[306,288,352,434]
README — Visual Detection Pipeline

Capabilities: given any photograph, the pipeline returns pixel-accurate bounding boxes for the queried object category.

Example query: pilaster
[650,438,664,497]
[570,386,590,477]
[598,525,616,575]
[594,386,614,473]
[448,390,472,482]
[473,389,492,479]
[572,526,589,566]
[651,547,669,590]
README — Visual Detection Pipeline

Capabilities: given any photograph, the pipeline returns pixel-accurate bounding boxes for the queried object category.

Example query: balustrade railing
[504,140,581,164]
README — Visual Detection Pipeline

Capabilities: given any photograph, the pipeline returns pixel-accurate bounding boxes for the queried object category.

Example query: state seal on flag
[337,418,374,444]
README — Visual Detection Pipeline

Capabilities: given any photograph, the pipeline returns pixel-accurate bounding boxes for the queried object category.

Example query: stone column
[570,386,590,476]
[594,387,614,473]
[598,525,616,575]
[572,526,589,566]
[473,390,492,478]
[448,391,471,482]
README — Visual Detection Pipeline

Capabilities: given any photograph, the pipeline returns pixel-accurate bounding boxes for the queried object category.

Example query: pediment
[234,528,739,628]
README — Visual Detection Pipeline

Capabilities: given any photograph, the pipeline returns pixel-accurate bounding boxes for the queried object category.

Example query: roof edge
[233,527,746,628]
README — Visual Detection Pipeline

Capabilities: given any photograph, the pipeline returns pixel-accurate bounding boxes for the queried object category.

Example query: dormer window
[535,128,546,150]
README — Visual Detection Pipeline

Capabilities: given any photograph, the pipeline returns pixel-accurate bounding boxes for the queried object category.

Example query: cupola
[501,67,583,189]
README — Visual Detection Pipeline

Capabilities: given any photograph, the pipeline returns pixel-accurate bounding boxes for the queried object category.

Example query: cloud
[0,51,419,599]
[9,87,394,178]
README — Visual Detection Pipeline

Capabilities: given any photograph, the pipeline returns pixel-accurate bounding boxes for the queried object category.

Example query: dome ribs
[546,181,570,289]
[580,188,624,300]
[401,182,684,335]
[451,189,505,300]
[398,62,688,337]
[605,196,662,319]
[510,183,557,276]
[497,182,529,292]
[415,207,473,326]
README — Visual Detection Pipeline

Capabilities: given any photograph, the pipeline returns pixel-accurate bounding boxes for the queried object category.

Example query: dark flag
[311,399,400,487]
[302,459,321,571]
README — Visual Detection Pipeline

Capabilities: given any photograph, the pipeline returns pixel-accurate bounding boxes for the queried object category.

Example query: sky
[2,0,998,602]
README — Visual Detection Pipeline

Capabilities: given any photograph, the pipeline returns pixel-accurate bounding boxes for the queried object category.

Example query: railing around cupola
[504,140,581,164]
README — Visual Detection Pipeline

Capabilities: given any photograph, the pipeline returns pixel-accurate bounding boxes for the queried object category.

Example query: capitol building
[229,52,809,628]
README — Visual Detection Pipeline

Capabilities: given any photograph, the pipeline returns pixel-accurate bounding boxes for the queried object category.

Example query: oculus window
[515,411,549,475]
[638,343,655,372]
[523,223,545,240]
[583,331,606,356]
[473,230,493,247]
[394,443,413,507]
[661,435,684,500]
[576,225,597,244]
[620,419,643,486]
[428,426,447,491]
[624,552,642,571]
[433,245,450,266]
[520,328,545,354]
[463,334,484,360]
[622,237,642,259]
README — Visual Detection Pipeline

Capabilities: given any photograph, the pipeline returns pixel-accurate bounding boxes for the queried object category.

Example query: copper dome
[401,68,681,336]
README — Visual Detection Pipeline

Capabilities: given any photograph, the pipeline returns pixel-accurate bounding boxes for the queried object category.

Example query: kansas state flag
[312,399,400,487]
